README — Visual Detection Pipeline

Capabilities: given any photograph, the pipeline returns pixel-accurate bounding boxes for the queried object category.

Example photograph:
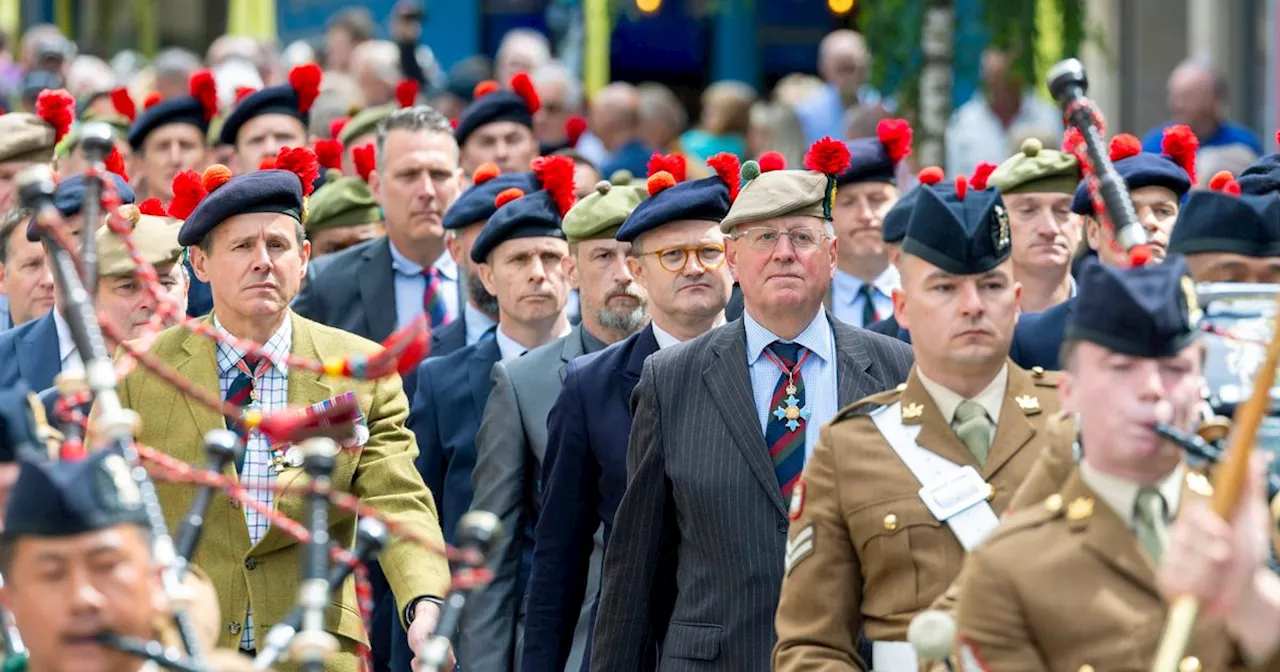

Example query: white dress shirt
[53,308,81,374]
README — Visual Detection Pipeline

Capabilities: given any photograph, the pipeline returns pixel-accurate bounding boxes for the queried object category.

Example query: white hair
[496,29,551,72]
[532,60,582,111]
[212,58,264,110]
[352,40,402,89]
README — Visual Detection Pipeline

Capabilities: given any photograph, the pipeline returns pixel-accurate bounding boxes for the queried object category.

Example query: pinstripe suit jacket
[590,314,913,671]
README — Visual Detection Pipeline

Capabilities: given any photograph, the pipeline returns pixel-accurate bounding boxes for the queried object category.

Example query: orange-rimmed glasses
[643,243,727,273]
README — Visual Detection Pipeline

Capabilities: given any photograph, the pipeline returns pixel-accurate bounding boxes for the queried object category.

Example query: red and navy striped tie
[226,353,267,473]
[422,268,451,328]
[765,342,808,498]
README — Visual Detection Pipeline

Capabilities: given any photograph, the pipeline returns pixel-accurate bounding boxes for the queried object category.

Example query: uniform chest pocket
[847,496,962,618]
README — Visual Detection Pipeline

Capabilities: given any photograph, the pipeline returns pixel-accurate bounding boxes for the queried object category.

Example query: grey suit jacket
[463,325,602,671]
[590,315,913,672]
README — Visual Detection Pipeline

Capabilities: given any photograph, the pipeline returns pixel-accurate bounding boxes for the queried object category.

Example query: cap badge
[1181,276,1203,325]
[993,203,1011,252]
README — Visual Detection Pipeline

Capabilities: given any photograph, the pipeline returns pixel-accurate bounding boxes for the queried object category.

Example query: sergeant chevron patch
[784,524,814,576]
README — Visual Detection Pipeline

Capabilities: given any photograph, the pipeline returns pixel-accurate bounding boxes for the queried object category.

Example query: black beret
[177,170,304,246]
[1169,191,1280,258]
[1238,153,1280,196]
[1071,152,1193,215]
[218,65,321,147]
[616,176,731,243]
[26,172,136,242]
[470,189,565,263]
[0,384,39,464]
[127,97,208,150]
[837,120,912,186]
[1067,255,1200,359]
[902,185,1011,275]
[4,448,150,538]
[443,172,539,231]
[454,75,539,149]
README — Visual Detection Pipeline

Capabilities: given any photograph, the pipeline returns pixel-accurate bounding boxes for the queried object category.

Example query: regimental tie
[764,341,811,498]
[856,284,878,328]
[422,268,452,328]
[226,353,270,474]
[1134,487,1168,563]
[952,399,992,467]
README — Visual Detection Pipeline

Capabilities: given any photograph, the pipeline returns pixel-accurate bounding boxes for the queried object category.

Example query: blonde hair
[701,81,757,135]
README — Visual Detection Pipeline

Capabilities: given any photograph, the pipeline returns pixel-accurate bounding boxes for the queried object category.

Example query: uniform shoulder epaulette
[983,492,1067,546]
[831,383,905,423]
[1028,365,1060,388]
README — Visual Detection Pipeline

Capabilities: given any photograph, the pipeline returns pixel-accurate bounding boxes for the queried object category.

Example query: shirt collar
[390,239,455,279]
[214,313,292,377]
[494,323,572,362]
[916,363,1008,425]
[53,308,76,363]
[832,266,900,304]
[464,302,497,343]
[433,249,458,281]
[744,309,832,365]
[1080,461,1185,528]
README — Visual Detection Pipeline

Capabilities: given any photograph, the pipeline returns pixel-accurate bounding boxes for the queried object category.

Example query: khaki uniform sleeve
[774,421,866,671]
[1006,422,1074,515]
[352,370,451,622]
[952,543,1051,672]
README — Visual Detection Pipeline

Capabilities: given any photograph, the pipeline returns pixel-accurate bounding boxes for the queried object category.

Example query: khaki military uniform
[773,361,1068,670]
[952,465,1248,672]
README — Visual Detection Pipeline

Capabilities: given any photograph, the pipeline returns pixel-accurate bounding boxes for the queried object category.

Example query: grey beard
[466,271,500,317]
[596,304,648,337]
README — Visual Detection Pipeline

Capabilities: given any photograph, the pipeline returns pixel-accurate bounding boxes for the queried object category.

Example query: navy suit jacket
[1009,297,1074,371]
[523,325,659,672]
[428,317,467,359]
[184,258,213,318]
[409,335,501,542]
[0,312,60,393]
[866,314,908,342]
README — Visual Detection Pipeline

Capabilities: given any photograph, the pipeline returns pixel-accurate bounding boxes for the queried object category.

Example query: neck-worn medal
[763,347,812,432]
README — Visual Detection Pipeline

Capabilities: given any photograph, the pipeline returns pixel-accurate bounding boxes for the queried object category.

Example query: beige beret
[718,169,830,233]
[0,113,56,164]
[96,208,184,277]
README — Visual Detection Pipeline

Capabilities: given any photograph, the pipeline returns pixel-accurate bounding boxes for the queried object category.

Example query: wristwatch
[404,595,444,625]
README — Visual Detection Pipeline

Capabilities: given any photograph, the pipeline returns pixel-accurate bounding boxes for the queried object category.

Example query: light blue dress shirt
[388,240,460,331]
[463,301,497,346]
[831,266,899,328]
[0,295,10,332]
[744,310,839,463]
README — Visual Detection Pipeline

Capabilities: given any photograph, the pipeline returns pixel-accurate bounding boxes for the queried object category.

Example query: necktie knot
[1135,487,1167,523]
[952,400,991,466]
[768,341,802,367]
[954,399,987,423]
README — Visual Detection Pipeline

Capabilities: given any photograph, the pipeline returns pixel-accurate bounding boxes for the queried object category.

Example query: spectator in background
[309,71,362,138]
[66,56,115,109]
[0,208,53,332]
[19,70,60,111]
[352,40,401,107]
[1142,59,1263,158]
[532,61,582,151]
[795,30,882,144]
[281,39,318,71]
[1195,144,1259,186]
[945,48,1062,176]
[152,48,202,101]
[325,7,375,74]
[681,80,755,162]
[433,56,492,122]
[0,29,20,97]
[20,25,72,78]
[495,29,551,86]
[592,83,654,179]
[772,73,824,109]
[748,100,806,167]
[637,83,685,157]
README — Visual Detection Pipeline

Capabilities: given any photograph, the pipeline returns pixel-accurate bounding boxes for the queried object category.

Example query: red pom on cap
[1109,133,1142,163]
[35,88,75,143]
[917,166,944,185]
[143,91,163,110]
[531,154,577,216]
[803,137,852,176]
[105,146,128,183]
[1161,124,1199,185]
[472,163,500,185]
[759,151,787,173]
[565,115,588,148]
[288,63,322,114]
[646,153,687,183]
[474,80,500,99]
[329,117,349,140]
[167,169,207,220]
[510,72,541,114]
[876,118,913,164]
[277,146,321,197]
[970,161,998,191]
[353,143,376,184]
[1128,244,1154,267]
[706,152,741,203]
[647,171,676,196]
[396,79,419,109]
[110,88,136,122]
[137,197,167,217]
[314,138,343,172]
[201,165,233,193]
[1208,170,1234,192]
[955,175,969,201]
[189,70,219,121]
[234,87,256,104]
[495,187,525,209]
[258,155,277,171]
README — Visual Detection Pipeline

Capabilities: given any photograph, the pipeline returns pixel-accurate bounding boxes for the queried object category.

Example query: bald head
[352,40,400,106]
[496,29,551,84]
[638,83,686,152]
[1168,59,1224,136]
[591,83,641,151]
[818,30,869,97]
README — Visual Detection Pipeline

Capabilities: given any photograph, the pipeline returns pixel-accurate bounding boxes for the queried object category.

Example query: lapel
[558,325,586,383]
[617,325,658,411]
[704,320,787,516]
[982,361,1040,479]
[468,337,501,415]
[19,312,60,390]
[1065,469,1160,597]
[823,284,833,312]
[358,238,397,342]
[174,316,229,441]
[899,367,982,470]
[830,314,872,408]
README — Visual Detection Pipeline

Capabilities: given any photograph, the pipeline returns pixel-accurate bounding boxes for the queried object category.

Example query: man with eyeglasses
[590,144,913,672]
[523,155,737,672]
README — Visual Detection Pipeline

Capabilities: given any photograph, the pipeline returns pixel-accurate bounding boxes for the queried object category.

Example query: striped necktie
[422,268,451,328]
[764,341,810,498]
[857,284,878,327]
[226,353,269,473]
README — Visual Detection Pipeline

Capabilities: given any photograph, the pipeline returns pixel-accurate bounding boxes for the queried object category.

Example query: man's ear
[561,253,580,291]
[188,246,211,283]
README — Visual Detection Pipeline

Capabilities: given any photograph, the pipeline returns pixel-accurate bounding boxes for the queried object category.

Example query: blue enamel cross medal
[772,382,810,432]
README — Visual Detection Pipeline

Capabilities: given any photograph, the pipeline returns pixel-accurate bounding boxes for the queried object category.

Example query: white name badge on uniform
[918,465,992,522]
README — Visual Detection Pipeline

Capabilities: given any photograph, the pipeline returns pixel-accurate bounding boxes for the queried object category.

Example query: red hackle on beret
[532,154,577,216]
[877,118,913,164]
[510,72,541,114]
[803,137,851,176]
[35,88,75,143]
[314,139,343,172]
[189,70,219,121]
[288,63,322,114]
[143,91,163,110]
[329,117,349,140]
[565,115,588,148]
[1161,124,1199,185]
[105,146,129,183]
[137,197,167,217]
[706,152,741,203]
[647,153,687,182]
[168,170,208,219]
[110,88,136,122]
[277,146,320,197]
[353,144,376,184]
[970,162,998,191]
[1109,133,1142,163]
[234,87,256,104]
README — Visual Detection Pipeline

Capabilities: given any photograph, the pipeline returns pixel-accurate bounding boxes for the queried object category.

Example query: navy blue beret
[1238,153,1280,196]
[470,189,565,263]
[26,172,136,241]
[0,383,38,463]
[1169,190,1280,258]
[1070,152,1193,215]
[218,84,309,147]
[882,183,944,244]
[4,447,150,537]
[178,170,304,246]
[838,136,897,186]
[616,176,731,243]
[455,90,535,149]
[443,172,540,230]
[903,185,1011,275]
[1067,254,1200,359]
[127,97,208,150]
